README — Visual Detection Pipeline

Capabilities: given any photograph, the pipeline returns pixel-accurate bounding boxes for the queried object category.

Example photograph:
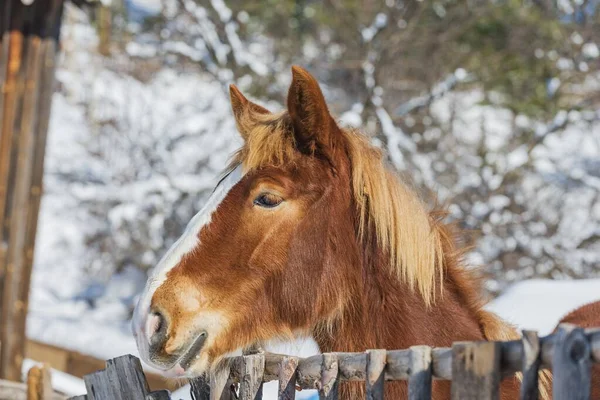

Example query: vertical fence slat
[408,346,432,400]
[451,341,500,400]
[278,355,298,400]
[146,390,171,400]
[190,375,210,400]
[319,353,339,400]
[84,370,114,400]
[239,353,265,400]
[520,330,540,400]
[553,324,592,400]
[83,355,150,400]
[27,363,52,400]
[0,1,31,380]
[365,349,385,400]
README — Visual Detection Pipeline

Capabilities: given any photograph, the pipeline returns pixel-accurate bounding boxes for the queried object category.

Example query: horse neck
[312,221,502,353]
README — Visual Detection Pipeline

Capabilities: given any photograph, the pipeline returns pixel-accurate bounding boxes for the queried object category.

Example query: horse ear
[287,66,333,153]
[229,84,270,140]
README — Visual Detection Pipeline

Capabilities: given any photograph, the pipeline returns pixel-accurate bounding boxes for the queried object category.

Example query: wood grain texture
[26,364,53,400]
[278,355,298,400]
[318,353,339,400]
[553,324,592,400]
[365,349,385,400]
[451,341,501,400]
[238,353,265,400]
[408,346,432,400]
[520,330,540,400]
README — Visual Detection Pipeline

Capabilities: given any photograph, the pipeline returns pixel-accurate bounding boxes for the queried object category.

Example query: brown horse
[132,66,596,399]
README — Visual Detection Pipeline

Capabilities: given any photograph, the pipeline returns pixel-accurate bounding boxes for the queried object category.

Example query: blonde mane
[230,109,444,306]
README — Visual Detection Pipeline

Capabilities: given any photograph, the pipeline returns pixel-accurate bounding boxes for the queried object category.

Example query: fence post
[82,355,150,400]
[0,0,64,382]
[190,375,211,400]
[520,330,541,400]
[27,363,52,400]
[238,353,265,400]
[451,341,501,400]
[408,346,432,400]
[552,324,592,400]
[319,353,339,400]
[365,349,386,400]
[146,390,171,400]
[278,355,298,400]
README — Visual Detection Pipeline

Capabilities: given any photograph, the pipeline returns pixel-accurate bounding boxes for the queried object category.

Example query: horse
[132,66,598,399]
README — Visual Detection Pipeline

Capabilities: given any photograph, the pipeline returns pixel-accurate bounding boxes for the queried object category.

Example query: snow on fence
[65,324,599,400]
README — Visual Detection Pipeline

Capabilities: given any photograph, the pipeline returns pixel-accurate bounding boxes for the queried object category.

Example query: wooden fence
[0,363,66,400]
[0,0,65,382]
[63,324,599,400]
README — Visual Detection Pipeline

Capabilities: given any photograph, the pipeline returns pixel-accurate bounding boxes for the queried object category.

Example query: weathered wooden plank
[520,330,540,400]
[365,349,385,400]
[319,353,339,400]
[189,375,210,400]
[146,390,171,400]
[0,0,31,380]
[408,346,432,400]
[0,0,13,138]
[83,355,150,400]
[27,363,53,400]
[431,348,451,380]
[278,355,298,400]
[552,324,592,400]
[590,328,600,363]
[3,29,43,385]
[83,370,113,400]
[238,353,265,400]
[451,341,501,400]
[211,362,236,400]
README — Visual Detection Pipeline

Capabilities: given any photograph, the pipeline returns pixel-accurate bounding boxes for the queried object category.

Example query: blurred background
[2,0,599,397]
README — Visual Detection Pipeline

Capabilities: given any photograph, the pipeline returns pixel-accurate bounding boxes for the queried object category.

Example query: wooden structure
[24,339,175,391]
[0,363,65,399]
[0,0,65,382]
[66,324,600,400]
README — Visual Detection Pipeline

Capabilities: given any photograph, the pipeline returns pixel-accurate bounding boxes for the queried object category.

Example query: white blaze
[133,165,244,359]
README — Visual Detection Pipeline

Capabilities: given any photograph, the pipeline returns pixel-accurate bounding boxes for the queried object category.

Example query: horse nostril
[148,311,168,346]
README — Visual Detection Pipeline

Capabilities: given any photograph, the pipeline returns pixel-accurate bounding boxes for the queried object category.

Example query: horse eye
[253,193,283,208]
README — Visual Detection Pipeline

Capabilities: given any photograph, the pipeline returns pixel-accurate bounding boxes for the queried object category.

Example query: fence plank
[278,355,298,400]
[365,349,385,400]
[451,341,500,400]
[553,324,592,400]
[408,346,432,400]
[319,353,339,400]
[212,364,236,400]
[520,330,540,400]
[27,363,53,400]
[190,375,210,400]
[146,390,171,400]
[83,355,150,400]
[238,353,265,400]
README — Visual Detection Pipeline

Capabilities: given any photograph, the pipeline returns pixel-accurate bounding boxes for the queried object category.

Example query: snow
[486,279,600,335]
